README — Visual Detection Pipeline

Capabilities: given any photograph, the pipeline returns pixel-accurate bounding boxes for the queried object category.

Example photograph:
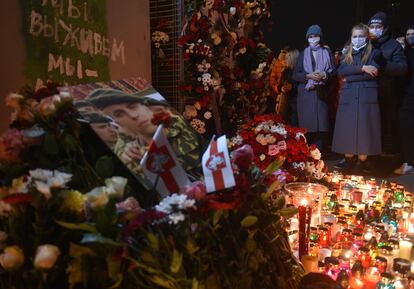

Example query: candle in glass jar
[399,240,412,260]
[375,256,388,273]
[358,247,372,268]
[318,227,330,248]
[364,267,381,289]
[301,255,318,273]
[318,248,332,262]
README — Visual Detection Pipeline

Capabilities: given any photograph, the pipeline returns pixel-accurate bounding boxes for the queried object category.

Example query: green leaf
[264,157,285,175]
[95,156,114,178]
[149,275,176,289]
[186,240,200,255]
[107,256,123,286]
[169,249,182,274]
[81,233,122,247]
[147,233,159,251]
[43,133,59,155]
[55,220,97,233]
[63,134,78,153]
[274,196,286,210]
[213,209,223,226]
[279,207,298,218]
[191,278,199,289]
[240,216,258,227]
[266,180,281,196]
[245,238,257,252]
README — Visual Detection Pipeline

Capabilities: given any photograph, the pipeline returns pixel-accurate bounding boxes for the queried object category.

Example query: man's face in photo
[102,101,158,138]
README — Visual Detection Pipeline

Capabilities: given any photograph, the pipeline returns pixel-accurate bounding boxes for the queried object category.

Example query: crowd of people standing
[269,12,414,176]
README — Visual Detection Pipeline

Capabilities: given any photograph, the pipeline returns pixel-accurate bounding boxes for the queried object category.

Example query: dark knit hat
[306,25,322,38]
[368,12,388,27]
[87,88,168,110]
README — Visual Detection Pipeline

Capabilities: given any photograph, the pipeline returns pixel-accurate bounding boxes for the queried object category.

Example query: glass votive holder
[375,256,388,273]
[318,227,330,248]
[309,227,319,243]
[318,247,332,262]
[340,228,353,243]
[364,266,382,288]
[358,247,372,268]
[377,272,395,289]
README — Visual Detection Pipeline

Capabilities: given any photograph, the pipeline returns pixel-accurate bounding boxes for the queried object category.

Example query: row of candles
[285,174,414,289]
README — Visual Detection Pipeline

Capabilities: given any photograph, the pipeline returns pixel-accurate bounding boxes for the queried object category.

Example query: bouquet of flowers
[0,84,304,289]
[230,114,326,180]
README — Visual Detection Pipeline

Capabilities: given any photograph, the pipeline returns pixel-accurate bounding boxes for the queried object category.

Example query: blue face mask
[351,36,367,49]
[369,27,383,38]
[407,35,414,45]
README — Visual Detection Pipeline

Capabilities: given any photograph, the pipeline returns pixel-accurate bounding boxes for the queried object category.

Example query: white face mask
[308,36,320,47]
[369,28,383,38]
[351,36,367,49]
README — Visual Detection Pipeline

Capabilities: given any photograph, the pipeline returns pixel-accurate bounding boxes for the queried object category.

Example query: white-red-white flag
[140,124,190,197]
[202,135,235,193]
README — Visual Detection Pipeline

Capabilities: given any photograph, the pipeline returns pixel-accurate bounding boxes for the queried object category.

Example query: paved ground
[325,153,414,192]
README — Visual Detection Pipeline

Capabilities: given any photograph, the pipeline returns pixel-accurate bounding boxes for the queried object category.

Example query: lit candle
[358,247,372,268]
[411,261,414,274]
[364,267,381,289]
[318,248,332,262]
[301,255,318,273]
[318,227,330,248]
[399,240,412,260]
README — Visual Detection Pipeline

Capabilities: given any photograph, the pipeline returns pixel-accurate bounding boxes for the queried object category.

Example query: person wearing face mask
[332,24,382,173]
[394,25,414,175]
[368,12,408,155]
[293,25,336,152]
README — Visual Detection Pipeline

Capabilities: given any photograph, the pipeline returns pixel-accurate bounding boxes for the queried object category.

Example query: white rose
[230,7,236,15]
[105,177,128,199]
[85,187,109,210]
[34,244,61,270]
[34,181,52,199]
[50,171,72,188]
[310,148,321,160]
[0,246,25,271]
[30,169,54,181]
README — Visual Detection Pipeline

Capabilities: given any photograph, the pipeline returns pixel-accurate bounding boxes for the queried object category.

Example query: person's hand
[306,72,323,81]
[314,71,327,80]
[362,65,378,77]
[121,142,142,162]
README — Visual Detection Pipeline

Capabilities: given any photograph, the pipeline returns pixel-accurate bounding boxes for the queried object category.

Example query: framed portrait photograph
[64,77,201,191]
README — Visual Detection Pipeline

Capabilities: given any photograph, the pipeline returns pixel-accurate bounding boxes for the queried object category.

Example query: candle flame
[300,198,308,206]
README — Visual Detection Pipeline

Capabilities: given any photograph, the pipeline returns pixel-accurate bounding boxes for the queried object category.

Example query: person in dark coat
[332,24,382,172]
[368,12,408,154]
[394,25,414,175]
[293,25,336,152]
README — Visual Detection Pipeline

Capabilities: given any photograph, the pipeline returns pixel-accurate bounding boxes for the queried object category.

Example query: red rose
[151,111,172,128]
[181,181,207,200]
[231,144,254,171]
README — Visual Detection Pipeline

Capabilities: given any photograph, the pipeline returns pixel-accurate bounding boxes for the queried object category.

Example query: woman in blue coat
[293,25,336,152]
[332,23,381,172]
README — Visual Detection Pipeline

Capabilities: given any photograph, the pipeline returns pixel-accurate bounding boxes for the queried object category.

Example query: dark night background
[264,0,414,53]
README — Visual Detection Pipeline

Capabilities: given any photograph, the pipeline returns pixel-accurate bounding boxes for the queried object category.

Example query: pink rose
[181,181,207,200]
[231,145,254,171]
[116,197,142,220]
